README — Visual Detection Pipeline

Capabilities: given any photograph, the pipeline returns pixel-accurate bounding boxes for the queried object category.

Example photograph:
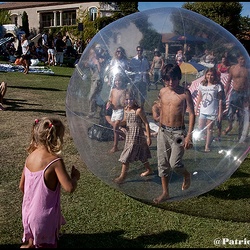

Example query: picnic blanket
[0,63,55,75]
[0,37,14,46]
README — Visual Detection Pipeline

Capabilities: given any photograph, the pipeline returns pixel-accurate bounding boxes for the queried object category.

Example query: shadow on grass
[4,98,66,116]
[53,73,73,78]
[0,244,20,249]
[0,230,188,248]
[57,229,188,248]
[151,158,250,223]
[8,86,64,91]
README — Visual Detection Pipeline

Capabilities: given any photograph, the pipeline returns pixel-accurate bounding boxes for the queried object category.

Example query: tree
[237,16,250,53]
[21,11,30,37]
[0,9,11,25]
[100,2,138,16]
[182,2,250,54]
[76,2,138,46]
[182,2,242,37]
[96,2,138,29]
[116,2,138,16]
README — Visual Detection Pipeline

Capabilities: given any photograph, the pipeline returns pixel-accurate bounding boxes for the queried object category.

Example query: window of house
[41,13,54,28]
[40,10,76,28]
[56,12,60,26]
[62,11,76,26]
[89,7,97,21]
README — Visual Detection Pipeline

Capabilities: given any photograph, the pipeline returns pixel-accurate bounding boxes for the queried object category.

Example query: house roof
[0,2,82,10]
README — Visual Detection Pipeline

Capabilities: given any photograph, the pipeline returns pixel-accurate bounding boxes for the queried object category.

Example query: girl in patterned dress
[113,89,153,184]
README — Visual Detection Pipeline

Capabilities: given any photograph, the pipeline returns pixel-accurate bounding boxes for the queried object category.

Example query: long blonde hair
[21,34,27,43]
[201,67,219,86]
[27,117,65,155]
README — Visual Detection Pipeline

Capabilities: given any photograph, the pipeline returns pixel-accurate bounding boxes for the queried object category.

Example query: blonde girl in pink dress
[19,117,80,248]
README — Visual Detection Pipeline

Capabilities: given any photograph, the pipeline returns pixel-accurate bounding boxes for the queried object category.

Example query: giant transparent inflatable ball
[66,7,250,205]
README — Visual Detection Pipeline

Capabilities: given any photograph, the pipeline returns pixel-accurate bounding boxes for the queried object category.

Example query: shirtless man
[223,54,249,140]
[153,64,195,204]
[106,73,127,153]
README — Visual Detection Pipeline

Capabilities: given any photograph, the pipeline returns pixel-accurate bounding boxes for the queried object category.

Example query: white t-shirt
[198,83,222,116]
[129,55,150,83]
[21,40,30,55]
[42,33,48,46]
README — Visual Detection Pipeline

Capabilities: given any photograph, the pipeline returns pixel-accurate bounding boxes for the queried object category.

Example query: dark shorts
[22,53,31,61]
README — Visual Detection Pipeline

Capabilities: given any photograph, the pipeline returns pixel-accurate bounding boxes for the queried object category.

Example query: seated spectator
[29,43,40,60]
[175,50,184,65]
[201,49,215,64]
[217,56,230,75]
[36,44,47,63]
[0,81,7,110]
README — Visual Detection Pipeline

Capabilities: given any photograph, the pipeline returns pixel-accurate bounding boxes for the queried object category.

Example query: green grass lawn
[0,64,249,248]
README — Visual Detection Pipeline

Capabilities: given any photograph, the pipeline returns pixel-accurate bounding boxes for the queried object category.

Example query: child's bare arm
[19,169,25,194]
[138,108,152,146]
[54,160,80,193]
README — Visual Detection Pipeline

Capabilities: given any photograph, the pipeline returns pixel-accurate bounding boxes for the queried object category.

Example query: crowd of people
[0,38,248,246]
[4,41,246,247]
[84,43,249,203]
[86,43,249,197]
[2,31,84,74]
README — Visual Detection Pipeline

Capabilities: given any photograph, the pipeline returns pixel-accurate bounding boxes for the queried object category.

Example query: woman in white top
[21,34,31,74]
[195,67,223,152]
[108,46,129,88]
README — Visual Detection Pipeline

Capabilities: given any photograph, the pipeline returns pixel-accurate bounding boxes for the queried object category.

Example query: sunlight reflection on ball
[66,7,250,205]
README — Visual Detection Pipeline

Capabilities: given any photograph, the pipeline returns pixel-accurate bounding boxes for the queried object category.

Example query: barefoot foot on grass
[182,172,191,190]
[153,193,169,204]
[113,176,125,184]
[20,238,34,248]
[140,169,153,177]
[109,147,119,153]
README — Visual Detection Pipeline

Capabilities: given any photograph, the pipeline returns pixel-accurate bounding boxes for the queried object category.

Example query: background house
[0,2,118,36]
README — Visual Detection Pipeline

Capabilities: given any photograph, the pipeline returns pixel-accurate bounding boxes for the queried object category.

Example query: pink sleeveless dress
[22,158,66,247]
